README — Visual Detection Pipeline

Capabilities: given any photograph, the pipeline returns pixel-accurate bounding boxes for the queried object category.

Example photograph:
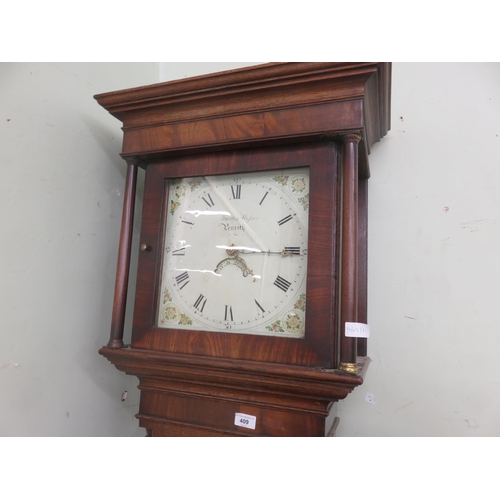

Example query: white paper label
[345,322,370,338]
[234,412,257,430]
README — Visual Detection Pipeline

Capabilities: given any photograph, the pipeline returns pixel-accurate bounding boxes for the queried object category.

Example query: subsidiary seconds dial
[157,167,310,338]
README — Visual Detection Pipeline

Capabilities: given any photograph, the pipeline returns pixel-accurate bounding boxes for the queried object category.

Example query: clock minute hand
[238,248,307,257]
[220,244,306,257]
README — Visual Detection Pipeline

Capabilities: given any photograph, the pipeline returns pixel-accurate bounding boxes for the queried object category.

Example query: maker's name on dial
[220,213,260,223]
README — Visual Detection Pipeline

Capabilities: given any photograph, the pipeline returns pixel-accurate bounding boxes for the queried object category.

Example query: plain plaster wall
[336,62,500,436]
[2,62,499,437]
[1,63,159,436]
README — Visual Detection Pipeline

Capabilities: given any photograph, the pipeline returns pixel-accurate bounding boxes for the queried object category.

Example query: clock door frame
[132,142,342,368]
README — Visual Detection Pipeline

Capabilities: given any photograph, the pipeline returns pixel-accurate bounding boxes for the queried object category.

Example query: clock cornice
[95,62,391,178]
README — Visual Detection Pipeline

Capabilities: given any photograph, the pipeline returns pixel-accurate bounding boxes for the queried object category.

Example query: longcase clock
[95,63,391,437]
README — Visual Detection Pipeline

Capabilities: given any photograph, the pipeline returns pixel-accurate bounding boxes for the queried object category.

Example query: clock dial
[157,168,310,337]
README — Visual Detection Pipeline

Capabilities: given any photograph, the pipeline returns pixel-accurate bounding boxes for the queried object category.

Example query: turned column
[339,134,361,373]
[107,158,139,348]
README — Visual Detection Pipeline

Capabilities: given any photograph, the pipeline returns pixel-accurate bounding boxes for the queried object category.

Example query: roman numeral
[274,275,292,293]
[224,305,233,321]
[175,271,190,289]
[254,299,265,313]
[259,191,269,205]
[172,247,186,256]
[277,214,293,226]
[284,246,301,255]
[202,194,214,207]
[231,185,241,199]
[193,294,207,312]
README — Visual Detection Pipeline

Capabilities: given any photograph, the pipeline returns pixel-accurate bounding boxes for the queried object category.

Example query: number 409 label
[234,412,257,430]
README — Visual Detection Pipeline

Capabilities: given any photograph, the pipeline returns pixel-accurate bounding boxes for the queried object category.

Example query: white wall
[337,62,500,436]
[0,63,159,436]
[2,62,499,437]
[159,62,261,81]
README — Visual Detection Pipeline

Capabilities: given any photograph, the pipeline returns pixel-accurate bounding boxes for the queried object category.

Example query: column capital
[123,156,143,167]
[342,133,362,144]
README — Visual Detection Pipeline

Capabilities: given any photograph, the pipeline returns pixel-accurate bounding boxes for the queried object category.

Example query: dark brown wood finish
[94,62,391,177]
[99,346,370,436]
[107,159,139,348]
[339,135,360,372]
[96,63,391,436]
[132,143,339,367]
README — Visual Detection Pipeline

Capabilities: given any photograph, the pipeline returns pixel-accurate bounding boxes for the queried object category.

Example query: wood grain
[108,160,138,348]
[100,346,369,437]
[96,63,391,435]
[132,143,339,368]
[339,135,360,369]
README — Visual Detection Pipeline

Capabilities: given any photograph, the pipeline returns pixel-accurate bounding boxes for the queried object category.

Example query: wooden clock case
[95,63,391,436]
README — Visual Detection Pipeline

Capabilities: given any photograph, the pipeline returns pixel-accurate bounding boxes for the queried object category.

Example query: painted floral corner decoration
[272,173,309,211]
[160,288,193,326]
[177,313,193,326]
[289,175,307,195]
[273,174,289,186]
[298,192,309,211]
[265,320,285,333]
[170,179,203,215]
[288,174,309,211]
[294,293,306,312]
[264,293,306,336]
[170,200,181,216]
[187,178,203,191]
[284,310,304,335]
[170,182,188,215]
[161,303,181,324]
[283,294,306,335]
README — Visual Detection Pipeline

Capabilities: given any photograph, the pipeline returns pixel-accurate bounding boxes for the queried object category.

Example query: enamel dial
[157,167,310,338]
